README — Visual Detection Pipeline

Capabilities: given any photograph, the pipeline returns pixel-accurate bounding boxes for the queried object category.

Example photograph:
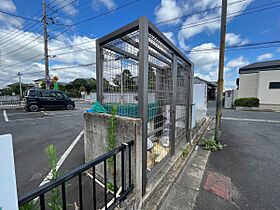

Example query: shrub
[234,97,259,107]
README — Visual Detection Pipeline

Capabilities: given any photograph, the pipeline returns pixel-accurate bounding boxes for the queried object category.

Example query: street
[194,107,280,209]
[0,102,90,197]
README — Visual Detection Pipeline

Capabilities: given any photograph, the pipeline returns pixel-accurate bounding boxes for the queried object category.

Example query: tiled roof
[239,60,280,74]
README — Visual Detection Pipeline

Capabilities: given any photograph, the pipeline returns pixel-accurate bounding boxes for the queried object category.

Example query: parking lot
[0,101,91,197]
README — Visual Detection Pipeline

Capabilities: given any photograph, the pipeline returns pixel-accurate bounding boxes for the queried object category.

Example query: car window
[50,91,57,97]
[40,91,50,97]
[56,92,64,99]
[27,89,37,97]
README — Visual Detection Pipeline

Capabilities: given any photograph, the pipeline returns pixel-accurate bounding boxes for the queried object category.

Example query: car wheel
[66,104,74,110]
[29,104,39,112]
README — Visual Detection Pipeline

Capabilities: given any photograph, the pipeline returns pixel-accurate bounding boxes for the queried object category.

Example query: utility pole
[215,0,228,142]
[43,0,50,90]
[17,72,22,99]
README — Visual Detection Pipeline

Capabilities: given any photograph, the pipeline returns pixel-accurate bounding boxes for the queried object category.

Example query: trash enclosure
[96,16,193,194]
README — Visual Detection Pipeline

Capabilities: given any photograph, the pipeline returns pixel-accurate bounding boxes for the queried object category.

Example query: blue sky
[0,0,280,89]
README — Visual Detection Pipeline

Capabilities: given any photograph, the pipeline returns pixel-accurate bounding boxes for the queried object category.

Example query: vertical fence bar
[170,54,178,155]
[96,40,104,104]
[128,144,132,187]
[61,183,66,210]
[79,174,83,210]
[138,16,149,196]
[113,154,117,201]
[39,194,45,210]
[104,160,108,210]
[92,166,97,210]
[121,149,126,194]
[187,67,193,142]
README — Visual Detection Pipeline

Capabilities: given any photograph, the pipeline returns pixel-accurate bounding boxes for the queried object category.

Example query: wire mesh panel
[175,58,190,149]
[146,32,173,172]
[96,17,193,193]
[101,30,140,118]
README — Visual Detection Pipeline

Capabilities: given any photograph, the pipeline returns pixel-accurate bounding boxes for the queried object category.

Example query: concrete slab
[160,187,198,210]
[158,122,213,210]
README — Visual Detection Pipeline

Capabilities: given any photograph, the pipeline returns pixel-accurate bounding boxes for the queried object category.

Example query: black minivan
[25,89,75,112]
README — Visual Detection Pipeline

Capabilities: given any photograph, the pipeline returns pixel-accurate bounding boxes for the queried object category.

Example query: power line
[0,0,138,65]
[0,10,42,42]
[0,10,41,23]
[53,0,116,22]
[0,54,43,71]
[156,0,247,25]
[164,1,280,33]
[1,34,43,56]
[186,40,280,54]
[21,62,96,75]
[54,0,139,27]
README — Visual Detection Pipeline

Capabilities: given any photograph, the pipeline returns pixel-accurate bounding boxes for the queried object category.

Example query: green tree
[148,66,156,89]
[7,82,29,95]
[72,78,87,90]
[112,69,135,92]
[84,79,96,93]
[65,83,73,92]
[79,85,86,92]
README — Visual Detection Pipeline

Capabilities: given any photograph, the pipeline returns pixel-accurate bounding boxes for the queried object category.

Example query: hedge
[234,97,260,107]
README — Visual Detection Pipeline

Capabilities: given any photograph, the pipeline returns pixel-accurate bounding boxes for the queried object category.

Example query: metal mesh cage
[96,17,193,187]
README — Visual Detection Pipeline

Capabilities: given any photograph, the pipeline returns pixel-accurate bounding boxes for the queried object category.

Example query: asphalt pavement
[0,102,91,197]
[194,106,280,209]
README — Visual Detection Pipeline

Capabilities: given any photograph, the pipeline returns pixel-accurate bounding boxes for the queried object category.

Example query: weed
[203,138,223,151]
[182,147,190,158]
[45,144,62,210]
[107,106,117,169]
[19,202,38,210]
[107,182,114,192]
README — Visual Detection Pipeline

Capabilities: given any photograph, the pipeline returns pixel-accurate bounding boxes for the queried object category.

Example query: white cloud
[0,27,96,86]
[0,0,23,28]
[53,0,79,16]
[257,53,273,61]
[168,0,254,49]
[0,0,16,12]
[225,56,248,71]
[188,43,219,71]
[226,33,249,46]
[190,44,250,86]
[189,42,219,81]
[93,0,116,10]
[277,48,280,53]
[163,32,176,44]
[154,0,183,25]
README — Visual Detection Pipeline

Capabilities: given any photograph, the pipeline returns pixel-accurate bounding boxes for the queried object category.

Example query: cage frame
[96,16,194,195]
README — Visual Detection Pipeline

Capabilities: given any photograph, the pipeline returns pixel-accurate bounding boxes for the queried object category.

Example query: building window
[269,82,280,89]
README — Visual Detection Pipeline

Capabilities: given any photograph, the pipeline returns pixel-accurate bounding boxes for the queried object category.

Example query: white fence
[86,92,156,104]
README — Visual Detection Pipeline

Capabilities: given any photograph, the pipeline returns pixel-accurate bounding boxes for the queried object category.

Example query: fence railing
[0,100,22,108]
[18,141,134,210]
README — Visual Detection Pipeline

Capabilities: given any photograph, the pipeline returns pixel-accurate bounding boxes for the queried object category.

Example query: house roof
[239,60,280,74]
[194,77,217,87]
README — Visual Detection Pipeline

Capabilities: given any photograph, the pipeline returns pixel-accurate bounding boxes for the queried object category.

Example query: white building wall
[238,73,259,98]
[193,84,207,124]
[258,70,280,105]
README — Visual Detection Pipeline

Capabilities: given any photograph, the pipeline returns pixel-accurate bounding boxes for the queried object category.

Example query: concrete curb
[143,117,212,210]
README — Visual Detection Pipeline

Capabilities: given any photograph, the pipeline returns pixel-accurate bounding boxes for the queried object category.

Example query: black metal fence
[19,141,134,210]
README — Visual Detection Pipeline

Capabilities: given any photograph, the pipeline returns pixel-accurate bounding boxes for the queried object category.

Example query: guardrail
[0,100,22,108]
[19,141,134,210]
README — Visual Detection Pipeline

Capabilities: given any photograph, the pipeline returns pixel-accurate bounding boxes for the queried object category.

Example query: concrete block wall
[84,112,143,197]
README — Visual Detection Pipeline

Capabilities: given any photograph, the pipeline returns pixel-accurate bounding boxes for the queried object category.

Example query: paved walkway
[194,113,280,210]
[160,110,280,210]
[159,124,213,210]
